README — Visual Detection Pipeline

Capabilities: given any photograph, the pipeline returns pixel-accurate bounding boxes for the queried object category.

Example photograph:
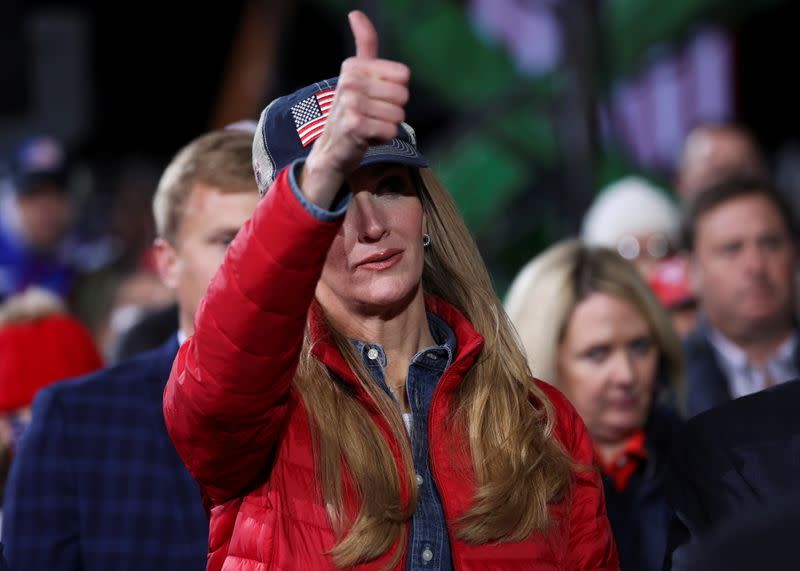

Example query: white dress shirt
[707,328,799,399]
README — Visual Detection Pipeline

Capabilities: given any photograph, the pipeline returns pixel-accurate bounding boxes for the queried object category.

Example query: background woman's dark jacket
[603,405,683,571]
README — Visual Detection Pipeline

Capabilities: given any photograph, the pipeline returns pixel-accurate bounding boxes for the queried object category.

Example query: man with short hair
[2,128,261,570]
[683,177,798,417]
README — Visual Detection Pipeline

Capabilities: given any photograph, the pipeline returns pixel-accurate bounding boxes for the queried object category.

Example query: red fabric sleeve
[535,380,621,570]
[163,167,343,504]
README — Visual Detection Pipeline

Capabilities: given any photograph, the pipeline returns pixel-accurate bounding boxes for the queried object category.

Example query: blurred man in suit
[682,177,798,416]
[2,128,260,570]
[664,379,800,569]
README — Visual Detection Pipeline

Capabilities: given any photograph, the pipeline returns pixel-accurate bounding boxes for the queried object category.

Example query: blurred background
[1,0,798,351]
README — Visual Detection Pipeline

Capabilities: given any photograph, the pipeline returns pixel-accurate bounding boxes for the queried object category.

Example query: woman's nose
[352,193,388,242]
[610,352,637,387]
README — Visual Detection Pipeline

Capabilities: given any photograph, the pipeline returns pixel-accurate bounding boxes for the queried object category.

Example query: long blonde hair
[293,168,573,567]
[504,240,684,407]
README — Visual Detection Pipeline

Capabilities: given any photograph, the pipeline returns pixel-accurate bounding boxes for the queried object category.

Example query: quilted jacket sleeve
[163,165,345,504]
[536,381,621,570]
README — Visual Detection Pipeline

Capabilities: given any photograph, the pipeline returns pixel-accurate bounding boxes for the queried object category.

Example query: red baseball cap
[648,256,696,309]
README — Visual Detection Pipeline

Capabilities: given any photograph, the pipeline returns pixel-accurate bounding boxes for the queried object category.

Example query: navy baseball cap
[10,135,70,195]
[253,76,428,196]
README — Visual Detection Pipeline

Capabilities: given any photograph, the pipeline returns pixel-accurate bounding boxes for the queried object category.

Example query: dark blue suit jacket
[0,543,9,571]
[604,405,682,571]
[684,319,800,417]
[2,336,208,571]
[663,379,800,570]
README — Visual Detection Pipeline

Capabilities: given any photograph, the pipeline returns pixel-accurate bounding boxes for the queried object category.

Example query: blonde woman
[164,11,618,571]
[505,240,684,571]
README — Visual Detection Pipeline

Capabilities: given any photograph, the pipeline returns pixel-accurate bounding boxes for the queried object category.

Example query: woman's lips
[357,249,403,271]
[608,395,639,409]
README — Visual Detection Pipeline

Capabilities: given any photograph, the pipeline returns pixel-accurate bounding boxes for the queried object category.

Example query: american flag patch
[290,88,335,147]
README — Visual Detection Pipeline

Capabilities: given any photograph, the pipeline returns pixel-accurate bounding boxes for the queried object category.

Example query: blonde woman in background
[506,240,684,571]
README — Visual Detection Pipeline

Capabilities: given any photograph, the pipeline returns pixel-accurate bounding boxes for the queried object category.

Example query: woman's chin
[598,416,646,442]
[352,281,421,313]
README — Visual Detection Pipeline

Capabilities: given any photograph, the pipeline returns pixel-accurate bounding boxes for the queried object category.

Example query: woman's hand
[300,10,410,208]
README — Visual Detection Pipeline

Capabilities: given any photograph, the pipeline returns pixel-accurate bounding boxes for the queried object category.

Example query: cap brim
[14,172,69,195]
[360,138,428,169]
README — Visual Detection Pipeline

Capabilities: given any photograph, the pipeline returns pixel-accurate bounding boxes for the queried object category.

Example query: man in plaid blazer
[2,128,260,570]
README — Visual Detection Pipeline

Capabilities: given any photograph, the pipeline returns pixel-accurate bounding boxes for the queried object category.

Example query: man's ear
[689,252,702,296]
[153,238,180,291]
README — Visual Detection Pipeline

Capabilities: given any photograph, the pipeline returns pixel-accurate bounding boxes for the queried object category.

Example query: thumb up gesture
[300,11,410,208]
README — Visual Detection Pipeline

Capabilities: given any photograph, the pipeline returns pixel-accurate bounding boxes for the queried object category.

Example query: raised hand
[300,10,410,208]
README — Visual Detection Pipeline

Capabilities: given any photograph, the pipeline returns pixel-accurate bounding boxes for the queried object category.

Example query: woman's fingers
[335,73,408,121]
[300,10,411,199]
[349,10,378,60]
[340,57,410,87]
[334,11,409,146]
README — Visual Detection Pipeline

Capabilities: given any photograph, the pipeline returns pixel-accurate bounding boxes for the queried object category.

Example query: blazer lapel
[153,335,180,388]
[727,433,800,504]
[145,334,181,423]
[686,318,733,415]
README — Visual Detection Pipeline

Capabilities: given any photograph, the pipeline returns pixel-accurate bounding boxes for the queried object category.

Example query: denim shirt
[354,313,456,570]
[287,159,455,568]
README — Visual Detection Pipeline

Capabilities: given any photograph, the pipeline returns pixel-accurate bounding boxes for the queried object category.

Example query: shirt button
[616,457,628,468]
[367,348,379,360]
[416,473,424,486]
[421,547,433,563]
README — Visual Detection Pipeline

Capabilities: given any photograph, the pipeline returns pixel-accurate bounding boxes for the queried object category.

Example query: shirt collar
[352,311,457,372]
[415,312,456,370]
[774,334,798,365]
[707,327,750,373]
[596,430,648,492]
[708,327,798,373]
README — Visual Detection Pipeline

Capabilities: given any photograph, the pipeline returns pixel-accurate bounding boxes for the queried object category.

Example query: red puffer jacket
[164,166,620,570]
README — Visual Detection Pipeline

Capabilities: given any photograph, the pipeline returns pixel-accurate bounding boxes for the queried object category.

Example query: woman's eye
[375,176,405,196]
[582,347,608,362]
[761,235,784,251]
[629,337,654,355]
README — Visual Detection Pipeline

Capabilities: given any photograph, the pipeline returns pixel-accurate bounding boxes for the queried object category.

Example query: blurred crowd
[0,17,799,571]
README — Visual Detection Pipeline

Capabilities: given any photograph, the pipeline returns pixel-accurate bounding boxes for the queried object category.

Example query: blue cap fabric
[252,76,428,196]
[10,135,70,195]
